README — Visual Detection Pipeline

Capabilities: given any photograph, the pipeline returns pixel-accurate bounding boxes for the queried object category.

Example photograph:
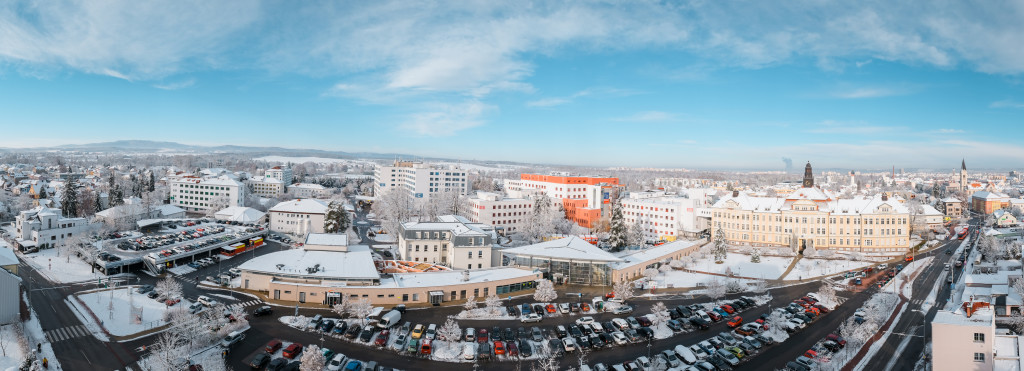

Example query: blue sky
[1,1,1023,170]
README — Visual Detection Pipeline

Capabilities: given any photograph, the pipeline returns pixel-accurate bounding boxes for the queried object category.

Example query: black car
[602,322,617,333]
[518,339,533,357]
[266,358,288,371]
[946,249,953,255]
[506,306,518,317]
[666,319,682,332]
[147,291,160,299]
[491,326,502,341]
[283,361,301,371]
[358,326,376,342]
[249,353,270,368]
[517,327,528,340]
[533,304,544,315]
[690,318,710,330]
[676,305,693,317]
[334,321,348,334]
[576,336,591,349]
[569,325,583,338]
[345,325,362,339]
[637,327,654,339]
[318,320,335,332]
[503,328,516,342]
[547,339,564,355]
[707,354,733,371]
[253,306,273,316]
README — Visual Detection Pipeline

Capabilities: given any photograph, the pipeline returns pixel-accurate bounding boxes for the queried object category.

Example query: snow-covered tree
[372,188,415,236]
[463,295,477,311]
[323,201,350,233]
[532,351,560,371]
[331,298,349,319]
[626,221,645,247]
[726,279,744,293]
[533,279,557,303]
[750,247,761,263]
[613,280,635,303]
[437,316,462,342]
[803,244,817,258]
[815,280,840,309]
[148,331,186,371]
[156,276,183,301]
[704,277,726,304]
[764,311,790,342]
[299,344,326,371]
[751,279,769,294]
[650,302,670,326]
[485,294,502,316]
[669,259,685,269]
[713,223,727,263]
[61,178,79,218]
[643,268,659,281]
[347,297,374,325]
[607,201,628,251]
[658,264,672,274]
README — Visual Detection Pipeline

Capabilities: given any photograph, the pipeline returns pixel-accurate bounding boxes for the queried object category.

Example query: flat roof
[610,240,698,270]
[238,246,379,280]
[305,233,348,247]
[378,267,538,288]
[503,236,623,262]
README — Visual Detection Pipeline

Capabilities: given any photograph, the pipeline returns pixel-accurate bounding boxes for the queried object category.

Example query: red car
[707,311,723,322]
[905,256,914,262]
[720,305,735,314]
[494,341,505,355]
[477,329,488,343]
[546,304,557,313]
[282,343,302,359]
[605,292,616,299]
[164,298,180,306]
[265,340,282,353]
[375,329,390,346]
[727,316,743,328]
[826,334,847,347]
[581,303,591,312]
[800,296,817,304]
[794,300,811,308]
[507,341,519,357]
[804,349,818,359]
[813,304,830,313]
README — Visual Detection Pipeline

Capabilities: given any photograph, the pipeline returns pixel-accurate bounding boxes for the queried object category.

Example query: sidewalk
[841,258,927,370]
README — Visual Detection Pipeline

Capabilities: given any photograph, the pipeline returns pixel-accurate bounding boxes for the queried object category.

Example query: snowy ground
[20,247,103,284]
[373,233,397,243]
[655,270,759,289]
[23,294,63,371]
[77,287,190,337]
[0,324,26,371]
[781,258,873,281]
[687,253,794,279]
[167,265,196,276]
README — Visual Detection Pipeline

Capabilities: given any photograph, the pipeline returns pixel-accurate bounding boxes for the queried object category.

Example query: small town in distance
[1,2,1022,371]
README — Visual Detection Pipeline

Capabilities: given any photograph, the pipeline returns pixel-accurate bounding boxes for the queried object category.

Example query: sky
[1,1,1023,170]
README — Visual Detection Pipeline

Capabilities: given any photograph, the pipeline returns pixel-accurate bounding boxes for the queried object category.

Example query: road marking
[79,349,91,364]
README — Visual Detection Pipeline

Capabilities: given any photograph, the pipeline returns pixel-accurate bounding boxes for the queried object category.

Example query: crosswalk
[177,276,199,285]
[911,299,924,306]
[229,300,263,310]
[44,325,91,343]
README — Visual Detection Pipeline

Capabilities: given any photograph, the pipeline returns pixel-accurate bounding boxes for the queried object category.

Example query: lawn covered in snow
[688,253,795,280]
[20,247,103,284]
[780,257,873,281]
[77,287,190,337]
[656,271,759,289]
[0,323,26,371]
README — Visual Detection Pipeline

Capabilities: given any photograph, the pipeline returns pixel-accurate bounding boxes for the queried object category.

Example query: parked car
[283,343,303,359]
[253,306,273,316]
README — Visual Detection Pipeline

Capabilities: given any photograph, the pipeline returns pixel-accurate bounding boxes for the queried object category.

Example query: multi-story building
[288,183,329,199]
[932,301,998,371]
[972,191,1010,215]
[266,166,293,185]
[467,191,533,234]
[374,161,468,200]
[504,173,620,229]
[247,176,285,198]
[13,206,90,251]
[711,163,911,254]
[168,175,245,213]
[942,197,965,218]
[268,198,329,235]
[621,191,708,242]
[398,215,496,270]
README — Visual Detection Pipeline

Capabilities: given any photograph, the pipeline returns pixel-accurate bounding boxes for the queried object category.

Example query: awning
[428,291,444,297]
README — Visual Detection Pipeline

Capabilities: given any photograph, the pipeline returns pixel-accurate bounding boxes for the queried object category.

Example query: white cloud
[990,100,1024,109]
[153,78,196,90]
[612,111,676,122]
[526,98,571,107]
[806,120,902,134]
[931,128,965,134]
[833,87,907,99]
[400,100,494,136]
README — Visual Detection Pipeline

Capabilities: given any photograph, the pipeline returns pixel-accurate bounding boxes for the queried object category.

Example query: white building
[214,206,267,224]
[268,199,329,235]
[14,206,90,251]
[467,191,533,234]
[247,176,285,198]
[94,198,186,227]
[168,175,245,213]
[374,160,468,200]
[289,183,329,198]
[621,190,711,242]
[266,166,293,185]
[398,215,496,270]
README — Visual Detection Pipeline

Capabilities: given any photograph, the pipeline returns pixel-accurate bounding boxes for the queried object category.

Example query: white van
[674,344,698,365]
[878,263,889,270]
[378,310,402,329]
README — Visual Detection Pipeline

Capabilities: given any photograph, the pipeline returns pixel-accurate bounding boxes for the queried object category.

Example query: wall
[932,319,993,371]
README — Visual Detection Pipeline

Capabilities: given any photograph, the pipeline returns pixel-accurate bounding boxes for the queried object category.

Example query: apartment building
[14,206,90,251]
[398,215,496,270]
[266,166,293,185]
[504,173,620,229]
[168,175,245,213]
[288,183,329,198]
[942,197,965,218]
[621,191,709,242]
[374,161,468,200]
[247,176,285,198]
[711,163,911,254]
[467,191,533,234]
[932,302,997,371]
[972,191,1011,215]
[268,198,329,235]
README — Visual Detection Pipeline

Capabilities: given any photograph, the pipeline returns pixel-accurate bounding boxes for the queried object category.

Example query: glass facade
[507,253,614,285]
[495,280,536,295]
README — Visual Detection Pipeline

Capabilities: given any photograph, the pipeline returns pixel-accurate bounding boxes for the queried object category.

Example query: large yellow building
[711,163,911,254]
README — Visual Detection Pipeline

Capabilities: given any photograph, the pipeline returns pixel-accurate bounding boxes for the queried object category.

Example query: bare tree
[485,294,503,316]
[347,297,374,325]
[331,298,350,319]
[299,344,326,371]
[463,295,478,311]
[372,188,415,236]
[533,279,558,303]
[613,280,635,303]
[156,276,183,301]
[703,277,726,305]
[437,316,462,342]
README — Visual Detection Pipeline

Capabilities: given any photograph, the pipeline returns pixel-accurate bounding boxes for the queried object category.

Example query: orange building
[506,174,620,229]
[971,191,1010,215]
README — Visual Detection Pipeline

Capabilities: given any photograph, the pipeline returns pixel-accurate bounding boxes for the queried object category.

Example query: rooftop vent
[275,264,284,270]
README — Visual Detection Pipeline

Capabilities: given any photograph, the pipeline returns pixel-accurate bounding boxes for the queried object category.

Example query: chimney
[462,270,470,282]
[732,190,739,197]
[881,194,888,201]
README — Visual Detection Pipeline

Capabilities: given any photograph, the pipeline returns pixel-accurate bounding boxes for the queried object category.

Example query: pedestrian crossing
[44,325,91,343]
[177,276,199,285]
[229,300,263,310]
[912,299,924,306]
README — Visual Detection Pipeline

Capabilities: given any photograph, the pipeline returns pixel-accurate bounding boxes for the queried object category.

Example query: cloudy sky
[1,1,1023,170]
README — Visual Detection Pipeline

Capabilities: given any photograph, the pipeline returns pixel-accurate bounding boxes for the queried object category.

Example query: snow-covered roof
[268,199,328,214]
[155,204,186,217]
[249,176,283,184]
[933,305,993,327]
[305,233,348,247]
[378,267,539,288]
[237,246,379,280]
[941,197,962,203]
[503,236,623,262]
[401,219,489,237]
[610,240,699,270]
[714,191,908,215]
[974,191,1009,200]
[214,206,266,223]
[0,246,18,266]
[291,183,326,190]
[920,204,943,216]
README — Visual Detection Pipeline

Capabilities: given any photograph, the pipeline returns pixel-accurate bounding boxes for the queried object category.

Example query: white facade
[266,166,293,185]
[288,183,329,198]
[14,206,90,250]
[621,191,711,242]
[247,176,285,198]
[398,215,496,270]
[505,179,607,209]
[467,191,533,234]
[374,161,468,200]
[268,199,328,235]
[168,175,245,213]
[0,269,20,325]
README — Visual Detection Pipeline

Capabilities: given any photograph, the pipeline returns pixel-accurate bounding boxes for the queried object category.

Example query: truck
[378,310,402,329]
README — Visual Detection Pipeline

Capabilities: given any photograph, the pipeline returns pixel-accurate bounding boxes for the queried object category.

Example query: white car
[197,296,215,306]
[562,337,576,352]
[575,316,595,326]
[612,318,630,330]
[327,354,348,371]
[521,313,543,323]
[611,331,628,346]
[463,343,476,360]
[559,303,570,314]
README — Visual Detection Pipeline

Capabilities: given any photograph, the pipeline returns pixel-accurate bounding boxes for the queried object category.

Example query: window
[974,353,985,362]
[975,333,985,343]
[402,294,408,302]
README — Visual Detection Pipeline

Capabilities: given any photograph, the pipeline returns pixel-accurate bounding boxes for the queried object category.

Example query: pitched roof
[503,236,623,262]
[269,199,329,214]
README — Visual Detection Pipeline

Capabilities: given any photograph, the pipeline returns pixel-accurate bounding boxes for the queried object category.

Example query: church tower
[802,162,814,188]
[959,159,968,191]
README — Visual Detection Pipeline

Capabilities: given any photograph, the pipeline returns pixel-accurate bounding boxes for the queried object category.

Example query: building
[94,198,186,227]
[992,210,1018,227]
[620,191,710,242]
[214,206,267,224]
[915,204,945,232]
[711,163,911,254]
[374,160,468,200]
[398,215,496,270]
[238,232,540,306]
[467,191,533,234]
[268,199,329,235]
[972,191,1011,215]
[247,176,285,198]
[0,245,18,275]
[266,166,293,185]
[952,159,969,192]
[942,197,965,218]
[932,301,995,371]
[505,173,621,228]
[14,206,90,251]
[168,175,245,213]
[0,268,21,325]
[500,236,700,285]
[288,183,329,198]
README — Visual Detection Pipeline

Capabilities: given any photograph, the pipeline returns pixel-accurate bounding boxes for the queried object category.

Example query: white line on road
[884,326,918,371]
[80,349,91,364]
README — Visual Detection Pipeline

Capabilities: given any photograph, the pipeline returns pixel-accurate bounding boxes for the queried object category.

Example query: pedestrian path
[177,276,199,285]
[228,299,263,311]
[44,324,91,343]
